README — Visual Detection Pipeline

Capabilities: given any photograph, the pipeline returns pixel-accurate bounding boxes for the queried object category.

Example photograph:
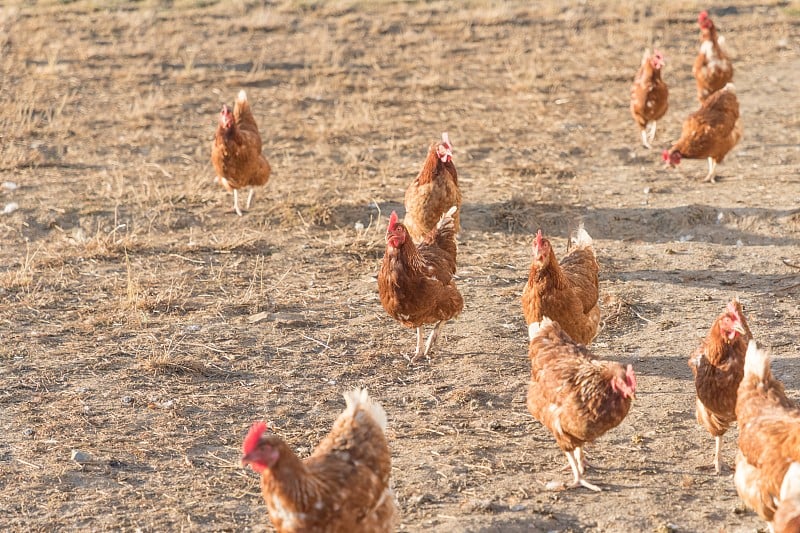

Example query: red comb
[388,211,398,232]
[535,229,543,247]
[626,364,637,390]
[242,421,267,455]
[698,10,708,22]
[441,132,450,147]
[726,300,740,318]
[661,149,670,162]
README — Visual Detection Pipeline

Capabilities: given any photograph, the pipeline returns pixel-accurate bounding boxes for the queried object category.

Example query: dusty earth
[1,1,800,532]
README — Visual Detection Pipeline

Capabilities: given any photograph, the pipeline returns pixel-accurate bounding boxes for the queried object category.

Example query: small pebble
[71,449,92,464]
[2,202,18,215]
[354,221,365,231]
[1,181,18,191]
[23,428,35,437]
[121,396,134,405]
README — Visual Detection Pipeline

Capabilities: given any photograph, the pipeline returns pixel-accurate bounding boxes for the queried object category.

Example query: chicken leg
[564,450,601,492]
[702,157,717,183]
[410,327,424,362]
[246,187,255,209]
[640,129,651,149]
[646,121,657,146]
[713,435,722,474]
[233,189,243,216]
[424,320,445,355]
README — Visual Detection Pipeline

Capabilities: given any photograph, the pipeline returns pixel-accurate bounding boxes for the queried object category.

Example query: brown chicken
[775,463,800,533]
[688,299,751,474]
[693,11,733,102]
[211,89,271,216]
[378,206,463,362]
[403,132,462,242]
[527,317,636,491]
[521,226,600,345]
[241,388,398,533]
[630,48,669,148]
[662,83,741,183]
[734,341,800,528]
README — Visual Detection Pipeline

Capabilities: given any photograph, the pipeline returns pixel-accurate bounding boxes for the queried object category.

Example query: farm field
[1,1,800,531]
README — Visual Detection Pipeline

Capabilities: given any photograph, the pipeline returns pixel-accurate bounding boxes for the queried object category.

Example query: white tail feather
[744,340,769,381]
[528,316,554,341]
[571,223,592,248]
[781,463,800,501]
[723,82,735,94]
[343,388,387,432]
[237,89,248,102]
[436,206,458,229]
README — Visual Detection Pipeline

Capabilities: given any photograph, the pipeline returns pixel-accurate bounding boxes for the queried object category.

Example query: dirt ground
[1,1,799,531]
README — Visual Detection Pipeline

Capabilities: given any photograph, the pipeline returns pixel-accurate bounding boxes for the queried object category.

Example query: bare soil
[1,1,799,532]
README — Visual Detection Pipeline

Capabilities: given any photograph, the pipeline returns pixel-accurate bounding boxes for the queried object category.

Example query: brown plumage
[688,298,751,474]
[211,90,271,216]
[378,206,463,361]
[241,389,398,533]
[663,83,742,183]
[693,11,733,102]
[527,317,636,491]
[734,341,800,528]
[775,463,800,533]
[521,226,599,345]
[630,48,669,148]
[403,132,461,242]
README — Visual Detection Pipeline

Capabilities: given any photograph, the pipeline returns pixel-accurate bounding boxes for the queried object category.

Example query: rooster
[688,299,750,474]
[403,132,462,242]
[378,206,463,362]
[527,317,636,491]
[630,48,668,148]
[775,463,800,533]
[211,90,271,216]
[734,341,800,529]
[241,389,398,533]
[663,83,741,183]
[521,226,599,345]
[693,10,733,102]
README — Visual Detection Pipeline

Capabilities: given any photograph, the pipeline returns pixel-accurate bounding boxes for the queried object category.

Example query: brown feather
[630,51,668,129]
[404,140,461,242]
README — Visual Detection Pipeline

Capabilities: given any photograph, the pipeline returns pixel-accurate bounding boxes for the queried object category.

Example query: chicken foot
[564,449,601,492]
[702,157,717,183]
[713,435,722,474]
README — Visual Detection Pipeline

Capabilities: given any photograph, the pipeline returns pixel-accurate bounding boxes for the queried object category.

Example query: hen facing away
[404,132,461,242]
[693,10,734,102]
[734,341,800,529]
[378,206,463,362]
[211,90,271,216]
[688,299,751,474]
[241,389,398,533]
[630,48,668,148]
[663,83,741,183]
[521,226,599,345]
[527,318,636,492]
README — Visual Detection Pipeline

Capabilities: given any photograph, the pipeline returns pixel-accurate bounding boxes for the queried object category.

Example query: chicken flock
[212,10,799,533]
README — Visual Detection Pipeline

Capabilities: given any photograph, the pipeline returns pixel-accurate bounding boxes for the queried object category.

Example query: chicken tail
[343,388,388,432]
[743,340,769,382]
[782,463,800,501]
[237,89,248,103]
[570,223,593,249]
[437,205,458,230]
[528,316,554,341]
[722,82,735,94]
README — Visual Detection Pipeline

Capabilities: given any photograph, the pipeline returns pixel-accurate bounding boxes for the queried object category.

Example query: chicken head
[386,211,407,249]
[437,132,453,163]
[611,364,637,399]
[531,229,553,266]
[650,49,665,70]
[219,104,234,130]
[241,421,280,474]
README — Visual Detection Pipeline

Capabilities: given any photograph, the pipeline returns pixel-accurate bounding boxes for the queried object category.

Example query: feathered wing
[560,226,599,316]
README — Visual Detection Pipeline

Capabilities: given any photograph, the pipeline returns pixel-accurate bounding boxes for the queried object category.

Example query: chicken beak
[733,323,747,336]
